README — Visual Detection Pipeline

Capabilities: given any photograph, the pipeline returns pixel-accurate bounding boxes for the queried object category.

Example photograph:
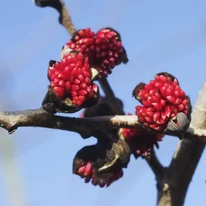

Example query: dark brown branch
[99,78,125,115]
[0,109,140,137]
[99,78,165,177]
[156,82,206,206]
[157,139,205,206]
[0,109,91,136]
[60,1,76,35]
[145,152,164,179]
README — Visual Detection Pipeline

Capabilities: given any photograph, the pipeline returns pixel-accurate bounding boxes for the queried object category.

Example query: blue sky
[0,0,206,205]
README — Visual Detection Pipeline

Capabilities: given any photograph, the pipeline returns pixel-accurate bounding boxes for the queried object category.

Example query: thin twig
[99,78,125,115]
[145,152,164,179]
[60,1,76,35]
[34,0,76,36]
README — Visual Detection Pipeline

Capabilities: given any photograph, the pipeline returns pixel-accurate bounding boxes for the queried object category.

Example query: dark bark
[0,109,141,137]
[157,139,205,206]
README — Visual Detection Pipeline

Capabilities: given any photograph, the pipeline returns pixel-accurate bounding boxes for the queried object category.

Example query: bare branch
[60,0,76,35]
[99,78,125,115]
[98,69,165,184]
[0,109,140,136]
[190,82,206,129]
[184,128,206,142]
[145,152,164,179]
[34,0,76,36]
[157,82,206,206]
[0,108,202,141]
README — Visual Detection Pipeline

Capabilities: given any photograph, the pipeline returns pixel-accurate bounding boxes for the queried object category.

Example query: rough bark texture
[0,110,140,135]
[0,109,205,141]
[157,141,205,206]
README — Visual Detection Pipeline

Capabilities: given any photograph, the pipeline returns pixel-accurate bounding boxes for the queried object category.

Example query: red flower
[62,27,128,77]
[133,72,191,132]
[94,27,128,76]
[48,52,99,108]
[66,28,96,59]
[73,144,126,188]
[120,113,163,158]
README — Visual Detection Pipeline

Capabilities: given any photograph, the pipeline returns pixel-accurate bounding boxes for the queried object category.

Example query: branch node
[8,128,17,135]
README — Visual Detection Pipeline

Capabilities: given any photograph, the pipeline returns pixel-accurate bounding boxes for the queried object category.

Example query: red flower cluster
[74,160,123,187]
[120,127,163,158]
[68,28,95,55]
[133,72,191,132]
[47,52,99,108]
[73,145,125,188]
[63,27,128,77]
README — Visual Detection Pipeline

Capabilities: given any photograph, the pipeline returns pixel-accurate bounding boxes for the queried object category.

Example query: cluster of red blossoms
[47,52,99,108]
[44,27,127,112]
[73,97,126,187]
[74,161,123,188]
[73,144,125,188]
[120,127,163,158]
[62,27,128,77]
[133,72,191,132]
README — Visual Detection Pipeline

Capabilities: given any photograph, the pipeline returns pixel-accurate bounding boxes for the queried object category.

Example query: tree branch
[99,78,125,115]
[34,0,76,36]
[60,0,76,35]
[0,109,140,136]
[145,152,164,179]
[0,108,204,141]
[157,82,206,206]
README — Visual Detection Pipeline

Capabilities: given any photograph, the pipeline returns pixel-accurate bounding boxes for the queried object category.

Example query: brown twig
[60,1,76,35]
[0,109,139,136]
[34,0,76,36]
[145,152,165,179]
[99,78,125,115]
[0,109,204,141]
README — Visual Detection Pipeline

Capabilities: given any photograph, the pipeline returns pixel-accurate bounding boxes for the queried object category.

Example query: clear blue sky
[0,0,206,205]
